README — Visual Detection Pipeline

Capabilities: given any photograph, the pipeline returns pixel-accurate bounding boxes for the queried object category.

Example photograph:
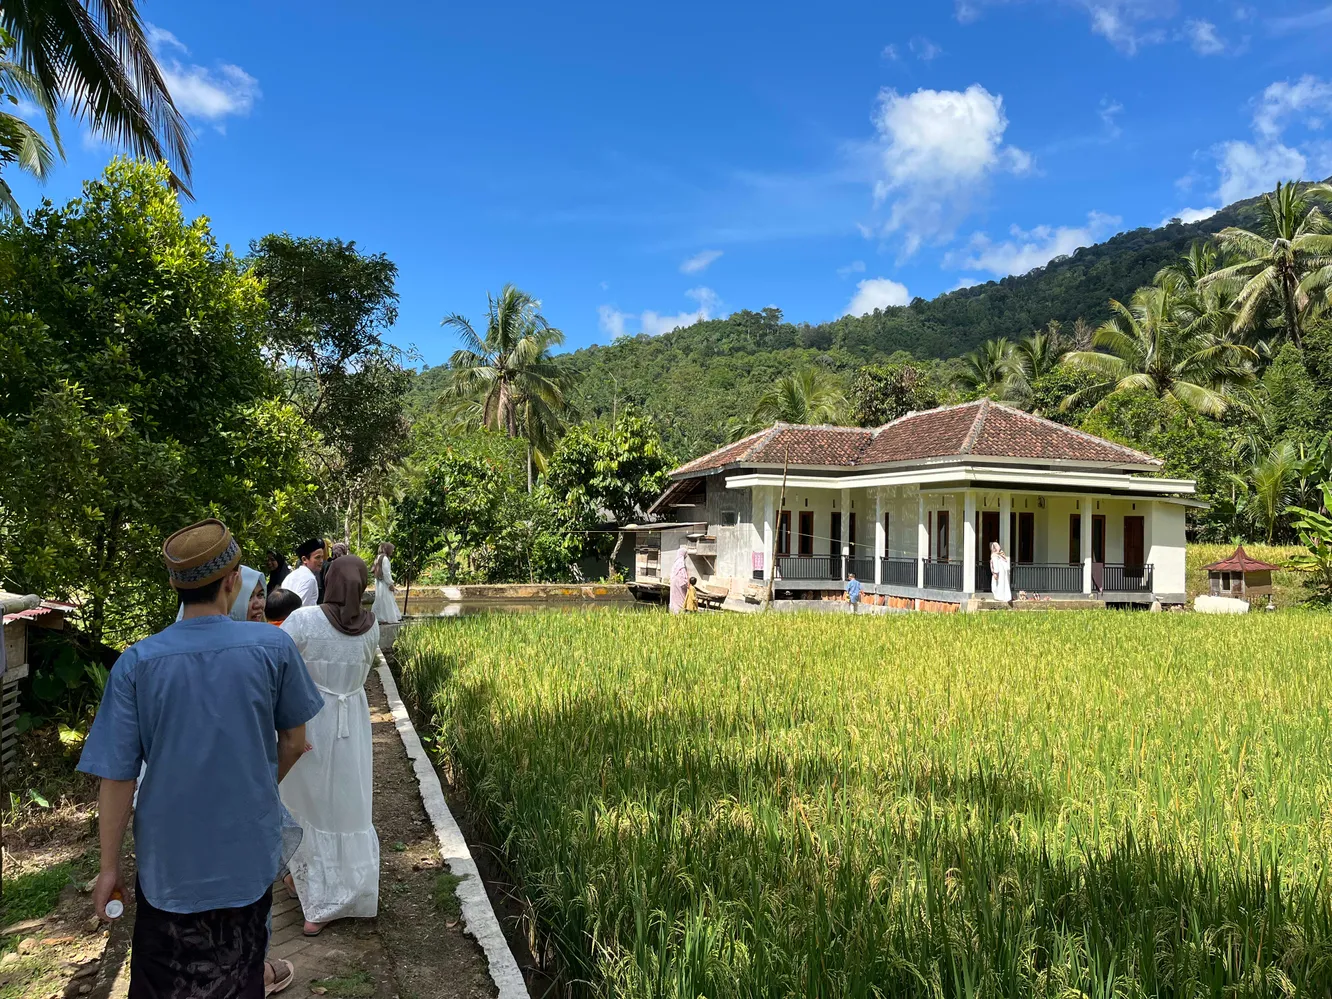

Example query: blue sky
[10,0,1332,363]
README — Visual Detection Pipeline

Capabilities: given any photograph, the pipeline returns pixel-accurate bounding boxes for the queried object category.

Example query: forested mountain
[409,191,1278,461]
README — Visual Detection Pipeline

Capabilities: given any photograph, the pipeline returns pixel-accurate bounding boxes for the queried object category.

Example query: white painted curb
[376,655,528,999]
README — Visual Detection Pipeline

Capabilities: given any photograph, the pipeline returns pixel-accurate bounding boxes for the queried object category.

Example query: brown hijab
[320,555,376,636]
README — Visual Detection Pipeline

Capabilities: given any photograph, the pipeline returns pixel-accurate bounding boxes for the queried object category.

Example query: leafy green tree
[542,411,672,578]
[1286,482,1332,602]
[851,357,945,425]
[1002,325,1065,409]
[1204,182,1332,349]
[2,0,192,190]
[441,284,572,487]
[249,234,411,542]
[1061,279,1256,416]
[729,367,848,440]
[0,160,314,644]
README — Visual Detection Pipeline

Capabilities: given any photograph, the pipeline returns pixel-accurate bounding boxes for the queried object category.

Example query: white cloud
[881,44,900,61]
[1215,140,1307,203]
[145,23,188,54]
[1161,206,1219,225]
[869,84,1030,255]
[946,211,1120,278]
[909,36,943,60]
[680,249,723,274]
[1184,19,1226,54]
[1252,75,1332,139]
[955,0,981,23]
[146,25,260,126]
[951,276,985,291]
[1267,5,1332,33]
[160,62,260,122]
[837,260,867,277]
[598,288,723,338]
[953,1,1169,54]
[1099,98,1124,137]
[844,277,911,316]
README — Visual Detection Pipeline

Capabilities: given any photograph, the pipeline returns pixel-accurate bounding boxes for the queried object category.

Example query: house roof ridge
[984,400,1162,465]
[959,398,990,454]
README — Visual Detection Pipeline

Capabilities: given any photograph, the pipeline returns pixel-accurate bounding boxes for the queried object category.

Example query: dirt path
[3,671,497,999]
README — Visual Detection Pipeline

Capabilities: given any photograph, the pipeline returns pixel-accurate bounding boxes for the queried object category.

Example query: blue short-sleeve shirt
[78,616,324,914]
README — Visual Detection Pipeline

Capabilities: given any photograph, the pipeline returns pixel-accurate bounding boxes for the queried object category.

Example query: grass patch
[432,871,464,921]
[0,949,60,999]
[398,609,1332,996]
[311,968,375,999]
[0,863,74,926]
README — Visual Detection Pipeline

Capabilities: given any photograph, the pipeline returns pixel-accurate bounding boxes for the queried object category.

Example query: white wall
[1147,501,1187,596]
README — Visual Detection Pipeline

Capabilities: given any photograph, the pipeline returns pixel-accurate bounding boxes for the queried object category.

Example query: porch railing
[846,557,875,581]
[880,557,918,587]
[924,559,963,591]
[775,555,841,581]
[1103,563,1153,593]
[1012,563,1084,594]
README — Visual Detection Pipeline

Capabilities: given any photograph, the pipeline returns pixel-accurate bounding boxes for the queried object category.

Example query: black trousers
[128,879,272,999]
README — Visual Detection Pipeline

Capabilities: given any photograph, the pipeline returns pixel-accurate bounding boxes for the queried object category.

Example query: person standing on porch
[990,541,1012,603]
[669,545,689,614]
[279,555,381,936]
[285,538,325,607]
[78,519,323,999]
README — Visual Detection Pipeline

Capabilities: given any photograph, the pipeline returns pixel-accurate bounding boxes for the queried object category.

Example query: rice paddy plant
[395,610,1332,997]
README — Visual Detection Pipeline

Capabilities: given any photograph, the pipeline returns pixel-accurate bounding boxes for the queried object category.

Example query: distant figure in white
[669,545,689,614]
[280,555,380,936]
[990,541,1012,603]
[371,542,401,624]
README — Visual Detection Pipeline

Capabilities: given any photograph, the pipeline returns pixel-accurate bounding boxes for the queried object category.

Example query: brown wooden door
[980,511,1000,556]
[1124,515,1145,567]
[1069,513,1081,564]
[777,511,791,555]
[936,511,950,561]
[848,512,857,558]
[829,512,841,558]
[798,511,814,556]
[1017,512,1035,564]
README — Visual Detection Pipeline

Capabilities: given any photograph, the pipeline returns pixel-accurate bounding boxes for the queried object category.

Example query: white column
[1081,499,1093,594]
[999,493,1012,553]
[840,486,851,580]
[917,491,928,588]
[761,486,775,582]
[963,491,977,594]
[874,489,885,585]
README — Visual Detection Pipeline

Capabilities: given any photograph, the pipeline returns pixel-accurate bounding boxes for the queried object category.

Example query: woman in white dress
[371,542,401,624]
[280,555,380,935]
[990,541,1012,603]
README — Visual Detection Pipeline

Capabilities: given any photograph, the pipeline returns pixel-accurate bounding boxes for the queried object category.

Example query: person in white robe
[284,538,325,607]
[668,546,689,614]
[990,541,1012,603]
[280,555,380,935]
[371,543,401,624]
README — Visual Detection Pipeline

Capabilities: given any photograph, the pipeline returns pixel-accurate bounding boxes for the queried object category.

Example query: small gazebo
[1203,546,1280,600]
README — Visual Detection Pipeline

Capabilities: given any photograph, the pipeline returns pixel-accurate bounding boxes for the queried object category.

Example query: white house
[631,399,1198,611]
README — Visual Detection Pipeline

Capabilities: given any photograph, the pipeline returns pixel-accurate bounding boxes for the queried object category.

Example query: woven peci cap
[162,519,242,590]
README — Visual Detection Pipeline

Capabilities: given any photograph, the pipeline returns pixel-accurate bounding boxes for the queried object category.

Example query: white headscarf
[174,564,267,622]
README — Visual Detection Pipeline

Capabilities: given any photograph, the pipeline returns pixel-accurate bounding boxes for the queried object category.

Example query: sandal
[265,959,295,996]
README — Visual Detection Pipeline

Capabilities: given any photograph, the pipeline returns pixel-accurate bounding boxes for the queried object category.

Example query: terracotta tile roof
[1203,546,1282,573]
[670,399,1161,477]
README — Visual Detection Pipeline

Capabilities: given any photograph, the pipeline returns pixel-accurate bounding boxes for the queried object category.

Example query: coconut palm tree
[1202,182,1332,349]
[728,367,847,440]
[955,337,1014,395]
[1,0,191,193]
[0,31,59,213]
[1061,278,1257,416]
[441,285,572,488]
[1001,324,1064,408]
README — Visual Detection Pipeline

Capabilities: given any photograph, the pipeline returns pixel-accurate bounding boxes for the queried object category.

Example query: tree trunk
[1285,270,1303,348]
[358,494,364,551]
[526,445,533,493]
[403,581,410,615]
[608,530,625,581]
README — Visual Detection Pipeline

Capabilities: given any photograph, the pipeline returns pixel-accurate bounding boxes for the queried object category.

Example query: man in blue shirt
[844,572,863,612]
[79,519,324,999]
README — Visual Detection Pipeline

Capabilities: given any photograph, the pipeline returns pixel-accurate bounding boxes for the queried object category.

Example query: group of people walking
[78,521,405,999]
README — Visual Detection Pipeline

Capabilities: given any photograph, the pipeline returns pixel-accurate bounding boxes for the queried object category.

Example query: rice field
[396,610,1332,998]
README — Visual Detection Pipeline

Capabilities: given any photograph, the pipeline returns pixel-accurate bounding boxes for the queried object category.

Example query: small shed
[1203,547,1280,599]
[2,592,71,774]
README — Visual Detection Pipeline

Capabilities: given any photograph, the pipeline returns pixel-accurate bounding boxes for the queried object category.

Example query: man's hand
[92,869,128,921]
